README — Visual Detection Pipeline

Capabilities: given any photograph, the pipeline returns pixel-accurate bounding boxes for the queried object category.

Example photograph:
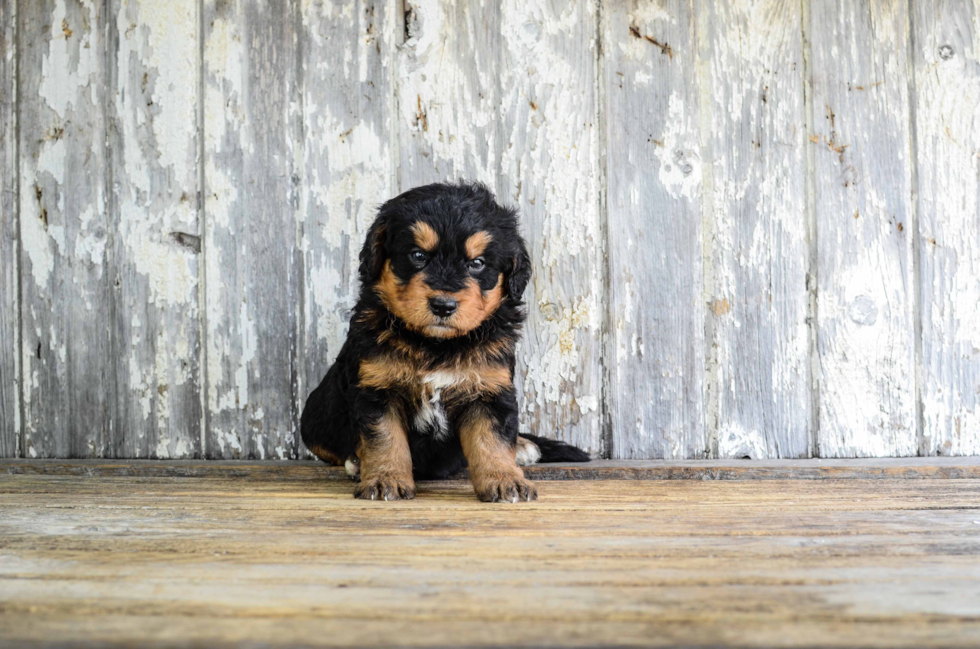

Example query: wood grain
[19,0,111,458]
[298,0,396,459]
[203,0,300,459]
[395,0,500,188]
[808,0,917,457]
[497,0,604,455]
[4,457,980,481]
[0,0,17,457]
[604,0,706,458]
[911,0,980,456]
[107,0,202,458]
[5,0,980,462]
[1,469,979,647]
[698,0,810,459]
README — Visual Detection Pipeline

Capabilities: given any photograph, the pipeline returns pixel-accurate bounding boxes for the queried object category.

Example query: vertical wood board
[298,0,396,458]
[912,0,980,455]
[107,0,202,458]
[497,0,604,455]
[395,0,500,188]
[698,0,810,458]
[603,0,706,458]
[5,0,980,461]
[19,0,112,458]
[808,0,917,457]
[0,0,18,457]
[203,0,300,459]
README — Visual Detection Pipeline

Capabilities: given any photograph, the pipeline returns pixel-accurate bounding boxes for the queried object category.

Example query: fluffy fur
[301,182,589,502]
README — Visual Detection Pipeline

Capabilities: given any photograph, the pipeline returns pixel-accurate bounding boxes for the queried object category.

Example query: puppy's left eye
[467,258,486,273]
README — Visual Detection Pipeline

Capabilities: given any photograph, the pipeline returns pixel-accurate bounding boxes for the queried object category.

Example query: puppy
[301,182,589,502]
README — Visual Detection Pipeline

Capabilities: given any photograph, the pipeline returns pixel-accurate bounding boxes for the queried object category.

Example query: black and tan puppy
[301,182,589,502]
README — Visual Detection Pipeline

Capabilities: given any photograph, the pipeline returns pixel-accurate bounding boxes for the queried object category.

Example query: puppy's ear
[358,215,388,284]
[507,239,532,301]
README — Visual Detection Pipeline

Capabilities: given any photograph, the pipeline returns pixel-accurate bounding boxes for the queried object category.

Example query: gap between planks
[1,457,978,481]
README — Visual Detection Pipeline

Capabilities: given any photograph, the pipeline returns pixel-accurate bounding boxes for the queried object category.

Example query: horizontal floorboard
[1,470,979,647]
[1,458,980,481]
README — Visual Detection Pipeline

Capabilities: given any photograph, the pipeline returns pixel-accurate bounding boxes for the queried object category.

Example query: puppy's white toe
[345,457,360,478]
[515,436,542,466]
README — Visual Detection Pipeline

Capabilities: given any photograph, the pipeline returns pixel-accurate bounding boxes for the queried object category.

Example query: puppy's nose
[429,296,458,318]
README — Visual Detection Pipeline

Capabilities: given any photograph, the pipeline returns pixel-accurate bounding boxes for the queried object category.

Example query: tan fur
[358,354,511,399]
[307,444,342,465]
[357,308,377,324]
[464,231,493,258]
[375,262,505,339]
[447,363,512,398]
[375,261,437,332]
[411,221,439,251]
[358,356,419,391]
[450,274,505,334]
[355,407,416,500]
[459,407,537,502]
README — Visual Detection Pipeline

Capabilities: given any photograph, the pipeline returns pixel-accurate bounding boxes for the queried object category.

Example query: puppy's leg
[354,403,416,501]
[459,402,537,503]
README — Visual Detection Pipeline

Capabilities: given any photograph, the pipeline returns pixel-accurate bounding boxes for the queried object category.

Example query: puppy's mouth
[423,321,460,338]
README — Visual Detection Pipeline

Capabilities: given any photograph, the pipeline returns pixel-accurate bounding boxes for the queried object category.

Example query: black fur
[300,182,589,485]
[520,434,592,463]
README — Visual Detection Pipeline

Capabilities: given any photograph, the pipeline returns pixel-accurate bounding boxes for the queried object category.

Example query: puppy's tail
[518,434,591,464]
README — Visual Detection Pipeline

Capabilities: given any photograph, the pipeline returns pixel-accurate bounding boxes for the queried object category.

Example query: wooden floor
[1,460,979,648]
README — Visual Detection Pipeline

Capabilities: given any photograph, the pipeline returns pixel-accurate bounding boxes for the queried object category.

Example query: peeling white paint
[20,193,55,290]
[297,0,394,461]
[133,239,196,307]
[701,0,810,459]
[10,0,980,463]
[139,1,198,182]
[38,0,99,120]
[497,0,603,453]
[913,4,980,456]
[397,0,497,185]
[655,93,702,201]
[811,0,917,458]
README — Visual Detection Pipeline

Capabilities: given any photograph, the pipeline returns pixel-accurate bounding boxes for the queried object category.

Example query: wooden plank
[395,0,500,188]
[808,0,917,457]
[2,473,980,647]
[297,0,395,458]
[0,0,17,457]
[603,0,705,458]
[698,0,810,458]
[4,457,980,481]
[497,0,604,455]
[19,0,111,458]
[912,0,980,456]
[203,0,300,459]
[106,0,202,458]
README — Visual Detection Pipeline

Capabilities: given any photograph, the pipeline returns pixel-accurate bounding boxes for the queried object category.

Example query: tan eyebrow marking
[465,231,493,258]
[411,221,439,251]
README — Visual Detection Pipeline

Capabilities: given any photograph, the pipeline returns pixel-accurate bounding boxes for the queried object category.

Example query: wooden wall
[0,0,978,460]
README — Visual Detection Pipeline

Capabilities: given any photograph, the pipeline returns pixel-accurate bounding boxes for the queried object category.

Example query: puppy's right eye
[410,250,428,266]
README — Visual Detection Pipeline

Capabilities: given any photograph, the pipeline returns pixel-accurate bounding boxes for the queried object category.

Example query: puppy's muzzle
[429,296,458,318]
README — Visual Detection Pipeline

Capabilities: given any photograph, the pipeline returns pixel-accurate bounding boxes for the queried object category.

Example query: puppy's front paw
[354,474,416,501]
[474,473,538,503]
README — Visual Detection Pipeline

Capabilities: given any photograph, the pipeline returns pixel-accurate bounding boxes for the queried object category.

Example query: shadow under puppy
[301,182,589,502]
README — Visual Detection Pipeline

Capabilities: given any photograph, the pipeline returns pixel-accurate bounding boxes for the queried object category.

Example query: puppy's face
[360,184,530,339]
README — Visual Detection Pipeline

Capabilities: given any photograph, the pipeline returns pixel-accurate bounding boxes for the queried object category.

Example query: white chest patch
[414,371,458,440]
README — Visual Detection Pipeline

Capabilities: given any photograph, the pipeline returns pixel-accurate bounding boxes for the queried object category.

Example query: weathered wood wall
[1,0,978,460]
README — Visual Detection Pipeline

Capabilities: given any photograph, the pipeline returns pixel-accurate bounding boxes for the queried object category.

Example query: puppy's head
[359,182,530,339]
